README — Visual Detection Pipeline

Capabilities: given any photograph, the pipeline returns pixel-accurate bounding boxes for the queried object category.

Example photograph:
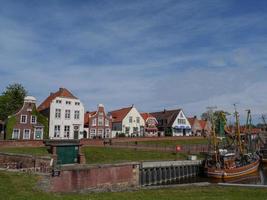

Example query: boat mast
[207,106,218,162]
[234,104,243,155]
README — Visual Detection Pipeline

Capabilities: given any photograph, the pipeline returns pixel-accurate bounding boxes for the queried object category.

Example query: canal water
[157,165,267,186]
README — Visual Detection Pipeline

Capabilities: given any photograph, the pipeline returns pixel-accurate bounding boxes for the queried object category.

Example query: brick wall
[49,163,140,192]
[0,140,45,148]
[0,152,51,169]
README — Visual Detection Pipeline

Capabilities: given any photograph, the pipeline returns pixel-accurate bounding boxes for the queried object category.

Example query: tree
[0,83,27,120]
[201,110,230,135]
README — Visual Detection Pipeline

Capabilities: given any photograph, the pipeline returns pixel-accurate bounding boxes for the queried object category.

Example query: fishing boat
[204,107,260,179]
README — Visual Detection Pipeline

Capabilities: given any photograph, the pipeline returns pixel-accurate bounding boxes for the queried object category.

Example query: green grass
[1,170,267,200]
[128,138,209,146]
[0,147,49,156]
[82,146,200,164]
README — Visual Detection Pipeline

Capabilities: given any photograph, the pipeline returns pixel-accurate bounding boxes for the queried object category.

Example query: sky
[0,0,267,123]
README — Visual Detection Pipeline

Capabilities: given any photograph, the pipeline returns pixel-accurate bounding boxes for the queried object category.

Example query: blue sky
[0,0,267,122]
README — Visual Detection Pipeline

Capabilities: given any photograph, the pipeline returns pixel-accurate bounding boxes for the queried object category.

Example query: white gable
[172,110,191,129]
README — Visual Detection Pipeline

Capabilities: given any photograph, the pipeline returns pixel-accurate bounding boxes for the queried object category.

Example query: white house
[110,105,145,137]
[38,88,84,139]
[150,109,192,136]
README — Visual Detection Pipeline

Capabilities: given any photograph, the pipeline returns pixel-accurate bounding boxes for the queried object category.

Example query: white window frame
[129,116,133,123]
[74,110,80,120]
[20,115,27,124]
[136,117,140,123]
[23,129,31,140]
[105,119,109,127]
[34,127,43,140]
[65,109,71,119]
[92,118,97,126]
[64,125,70,138]
[98,117,103,126]
[31,115,37,124]
[55,109,61,119]
[12,129,20,139]
[54,125,60,138]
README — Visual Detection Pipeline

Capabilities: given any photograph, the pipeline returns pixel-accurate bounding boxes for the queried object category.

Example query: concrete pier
[140,160,202,186]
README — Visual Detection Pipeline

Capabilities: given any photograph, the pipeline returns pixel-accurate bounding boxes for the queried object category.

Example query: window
[129,116,133,123]
[20,115,27,124]
[105,119,109,127]
[23,129,31,139]
[12,129,20,139]
[98,129,103,135]
[180,112,184,118]
[90,129,96,134]
[125,127,130,134]
[64,126,70,138]
[34,127,43,139]
[98,117,103,126]
[92,118,97,126]
[177,119,186,124]
[55,109,61,119]
[99,112,103,116]
[136,117,140,123]
[65,110,71,119]
[56,100,62,104]
[75,102,80,106]
[74,110,80,120]
[66,101,71,105]
[54,125,60,137]
[31,115,37,124]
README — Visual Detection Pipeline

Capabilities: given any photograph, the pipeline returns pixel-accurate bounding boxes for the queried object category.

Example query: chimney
[50,92,54,96]
[59,87,64,92]
[194,116,197,119]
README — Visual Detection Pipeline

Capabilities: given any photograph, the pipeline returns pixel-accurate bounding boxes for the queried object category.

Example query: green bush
[32,107,49,139]
[6,116,16,139]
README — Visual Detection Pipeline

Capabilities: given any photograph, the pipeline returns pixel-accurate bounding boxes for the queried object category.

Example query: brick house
[140,112,158,137]
[5,96,47,140]
[150,109,192,136]
[84,104,112,139]
[38,88,84,139]
[110,105,145,137]
[188,116,211,136]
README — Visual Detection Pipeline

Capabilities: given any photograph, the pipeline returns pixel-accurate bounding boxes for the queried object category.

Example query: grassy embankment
[0,171,267,200]
[0,147,49,156]
[128,138,209,146]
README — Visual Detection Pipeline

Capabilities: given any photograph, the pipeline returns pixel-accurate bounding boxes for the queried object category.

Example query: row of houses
[2,88,211,140]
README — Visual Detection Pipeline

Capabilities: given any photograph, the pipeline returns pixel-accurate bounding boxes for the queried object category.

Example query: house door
[73,125,79,139]
[183,129,186,136]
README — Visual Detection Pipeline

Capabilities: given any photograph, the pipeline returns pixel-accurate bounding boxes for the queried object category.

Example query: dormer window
[31,115,37,124]
[20,115,27,124]
[56,100,62,104]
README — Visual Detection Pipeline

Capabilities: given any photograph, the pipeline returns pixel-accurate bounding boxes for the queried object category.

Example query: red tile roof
[140,112,155,121]
[84,111,97,125]
[187,117,196,126]
[38,88,77,111]
[199,120,207,129]
[110,106,133,123]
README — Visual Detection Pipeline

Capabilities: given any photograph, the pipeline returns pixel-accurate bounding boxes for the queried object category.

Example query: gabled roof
[110,106,133,123]
[84,111,97,125]
[150,109,181,127]
[38,88,77,111]
[140,112,156,121]
[187,117,196,127]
